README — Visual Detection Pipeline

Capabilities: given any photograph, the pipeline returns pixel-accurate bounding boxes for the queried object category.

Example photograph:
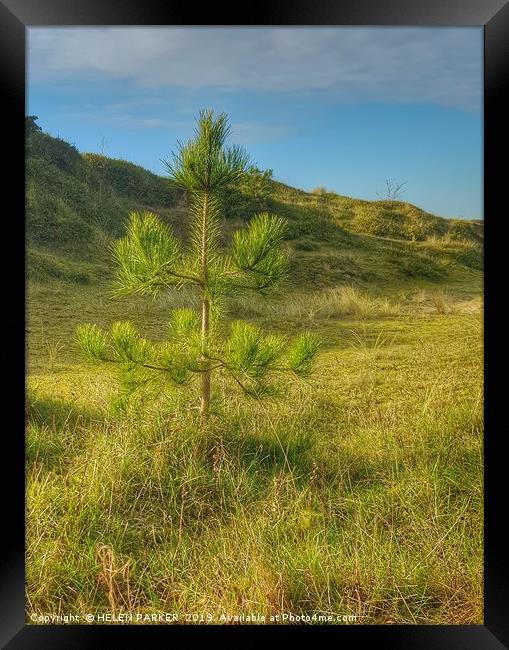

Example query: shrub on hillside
[454,245,483,270]
[447,219,483,243]
[351,205,406,238]
[238,166,274,209]
[284,213,354,247]
[388,251,448,280]
[350,202,448,242]
[27,130,82,173]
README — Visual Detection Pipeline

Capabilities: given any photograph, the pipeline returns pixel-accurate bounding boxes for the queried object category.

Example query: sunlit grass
[26,279,483,625]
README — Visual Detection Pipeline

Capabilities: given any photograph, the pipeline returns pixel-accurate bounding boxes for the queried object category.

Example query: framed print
[1,0,507,647]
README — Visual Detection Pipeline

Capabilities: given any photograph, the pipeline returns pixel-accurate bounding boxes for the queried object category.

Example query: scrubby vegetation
[25,119,483,625]
[25,120,482,287]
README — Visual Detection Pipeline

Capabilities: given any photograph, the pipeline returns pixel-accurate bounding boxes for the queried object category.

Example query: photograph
[25,25,484,626]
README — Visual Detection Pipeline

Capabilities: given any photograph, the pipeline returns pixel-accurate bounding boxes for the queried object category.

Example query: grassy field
[24,124,484,624]
[26,275,483,625]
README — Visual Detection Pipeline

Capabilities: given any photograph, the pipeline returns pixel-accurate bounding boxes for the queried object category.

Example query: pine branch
[76,321,199,386]
[286,332,322,376]
[229,213,288,292]
[111,211,196,297]
[164,110,250,193]
[220,321,321,396]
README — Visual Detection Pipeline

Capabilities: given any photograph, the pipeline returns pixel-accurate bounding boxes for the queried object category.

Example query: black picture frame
[2,1,506,647]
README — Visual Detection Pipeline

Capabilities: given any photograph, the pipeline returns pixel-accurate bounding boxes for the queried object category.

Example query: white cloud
[63,112,186,129]
[28,27,482,111]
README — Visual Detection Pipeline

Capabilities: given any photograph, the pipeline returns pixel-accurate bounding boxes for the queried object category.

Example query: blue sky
[27,27,483,220]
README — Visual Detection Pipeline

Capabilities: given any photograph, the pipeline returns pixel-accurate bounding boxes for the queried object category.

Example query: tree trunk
[199,296,210,419]
[199,190,210,421]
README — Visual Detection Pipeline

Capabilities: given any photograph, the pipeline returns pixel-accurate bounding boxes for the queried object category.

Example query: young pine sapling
[76,110,320,420]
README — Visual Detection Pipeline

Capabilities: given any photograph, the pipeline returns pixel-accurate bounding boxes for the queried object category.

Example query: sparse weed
[45,340,64,372]
[281,286,400,323]
[430,291,452,315]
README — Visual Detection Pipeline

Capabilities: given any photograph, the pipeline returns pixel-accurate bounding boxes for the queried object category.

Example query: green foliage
[230,213,289,290]
[347,201,479,244]
[447,219,484,244]
[27,128,82,173]
[110,321,152,365]
[287,332,322,375]
[75,324,108,362]
[164,109,250,193]
[288,252,371,289]
[77,110,319,412]
[169,308,200,339]
[225,321,285,378]
[222,321,320,397]
[454,245,483,271]
[25,115,42,136]
[164,110,251,280]
[294,238,319,251]
[77,319,197,390]
[218,166,274,224]
[111,211,185,296]
[242,166,274,206]
[388,251,448,281]
[26,123,483,296]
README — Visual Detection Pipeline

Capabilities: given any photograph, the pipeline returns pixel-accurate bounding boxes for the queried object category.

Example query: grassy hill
[25,125,483,625]
[26,127,483,290]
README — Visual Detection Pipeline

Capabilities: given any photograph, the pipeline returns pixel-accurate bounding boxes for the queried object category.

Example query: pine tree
[76,110,320,421]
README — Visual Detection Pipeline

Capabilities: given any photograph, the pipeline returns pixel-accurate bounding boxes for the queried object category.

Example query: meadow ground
[26,276,483,625]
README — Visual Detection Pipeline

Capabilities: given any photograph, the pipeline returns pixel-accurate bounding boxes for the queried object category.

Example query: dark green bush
[388,252,448,280]
[27,130,82,173]
[454,246,483,270]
